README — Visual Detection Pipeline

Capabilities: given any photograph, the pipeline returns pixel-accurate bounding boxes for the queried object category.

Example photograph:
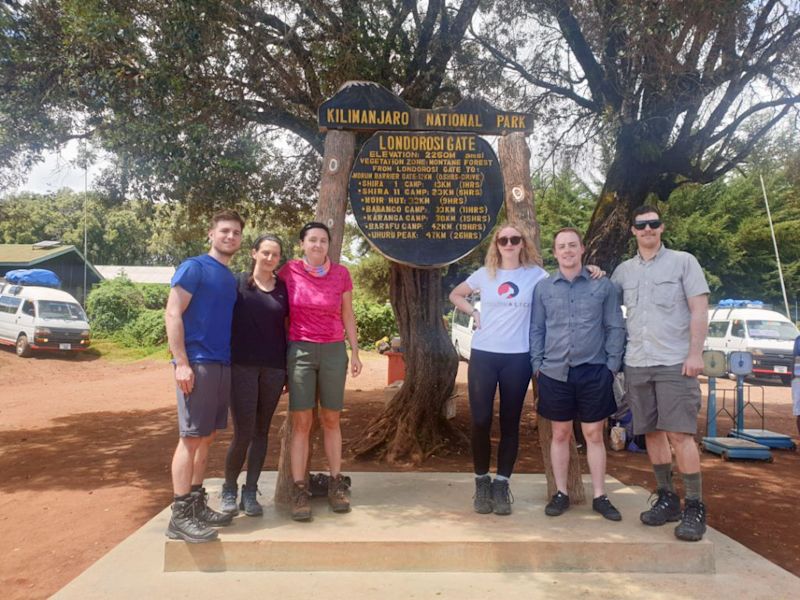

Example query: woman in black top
[220,234,289,516]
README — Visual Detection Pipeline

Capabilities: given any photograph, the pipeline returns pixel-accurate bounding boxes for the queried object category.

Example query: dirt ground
[1,347,799,600]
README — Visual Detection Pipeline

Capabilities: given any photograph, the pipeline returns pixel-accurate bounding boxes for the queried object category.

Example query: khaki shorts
[624,364,701,435]
[287,341,348,412]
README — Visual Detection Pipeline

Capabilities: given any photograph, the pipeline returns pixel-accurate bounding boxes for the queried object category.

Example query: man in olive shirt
[611,205,710,542]
[531,228,625,521]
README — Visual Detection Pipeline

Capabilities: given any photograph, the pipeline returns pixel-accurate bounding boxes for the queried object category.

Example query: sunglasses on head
[497,235,522,246]
[633,219,662,231]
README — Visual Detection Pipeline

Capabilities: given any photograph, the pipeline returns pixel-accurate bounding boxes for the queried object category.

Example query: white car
[451,300,480,360]
[0,284,91,357]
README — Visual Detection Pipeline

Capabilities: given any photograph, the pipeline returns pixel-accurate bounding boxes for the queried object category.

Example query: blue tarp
[4,269,61,288]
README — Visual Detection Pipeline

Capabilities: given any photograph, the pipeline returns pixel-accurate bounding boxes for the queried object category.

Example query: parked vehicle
[705,300,799,385]
[451,300,480,360]
[0,284,91,357]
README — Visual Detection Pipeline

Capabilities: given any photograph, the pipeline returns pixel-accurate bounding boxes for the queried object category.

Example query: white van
[0,285,91,357]
[705,301,799,385]
[451,300,480,360]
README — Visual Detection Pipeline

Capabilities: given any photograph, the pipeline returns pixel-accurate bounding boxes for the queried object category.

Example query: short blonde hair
[484,221,542,278]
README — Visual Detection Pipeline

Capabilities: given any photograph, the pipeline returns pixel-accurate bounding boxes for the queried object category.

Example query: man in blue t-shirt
[164,209,243,543]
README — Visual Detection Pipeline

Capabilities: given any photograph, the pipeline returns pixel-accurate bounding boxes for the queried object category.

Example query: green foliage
[85,277,144,334]
[350,252,392,303]
[352,299,398,346]
[136,283,170,309]
[116,308,167,348]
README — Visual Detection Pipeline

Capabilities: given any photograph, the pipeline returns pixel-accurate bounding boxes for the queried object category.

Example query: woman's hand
[586,264,606,279]
[472,308,481,329]
[350,353,363,377]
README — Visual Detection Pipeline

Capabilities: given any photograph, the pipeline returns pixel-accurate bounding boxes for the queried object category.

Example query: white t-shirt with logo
[465,265,548,354]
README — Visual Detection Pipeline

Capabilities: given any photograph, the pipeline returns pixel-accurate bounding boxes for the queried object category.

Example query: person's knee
[552,422,573,443]
[666,431,694,448]
[292,411,314,435]
[581,422,605,444]
[319,409,341,430]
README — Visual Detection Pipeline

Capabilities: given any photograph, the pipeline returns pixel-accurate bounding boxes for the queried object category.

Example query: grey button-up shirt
[611,244,709,367]
[530,267,625,382]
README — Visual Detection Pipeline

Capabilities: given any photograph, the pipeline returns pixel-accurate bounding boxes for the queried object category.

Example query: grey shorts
[176,363,231,437]
[287,341,348,412]
[792,378,800,416]
[624,364,701,435]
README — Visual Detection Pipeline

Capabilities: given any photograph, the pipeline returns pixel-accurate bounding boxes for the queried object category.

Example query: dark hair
[247,234,283,288]
[299,221,331,241]
[210,209,245,230]
[631,204,661,223]
[552,227,584,250]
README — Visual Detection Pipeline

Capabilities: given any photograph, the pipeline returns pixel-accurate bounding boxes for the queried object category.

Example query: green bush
[353,299,397,346]
[117,308,167,347]
[86,277,145,334]
[137,283,170,309]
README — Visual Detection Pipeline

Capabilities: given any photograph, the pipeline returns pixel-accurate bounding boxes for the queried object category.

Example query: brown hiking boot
[291,481,312,522]
[328,473,351,513]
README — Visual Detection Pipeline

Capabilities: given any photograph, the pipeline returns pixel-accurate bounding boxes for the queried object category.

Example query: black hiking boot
[674,499,707,541]
[544,491,570,516]
[473,475,493,514]
[193,488,234,527]
[240,485,263,517]
[592,494,622,521]
[640,488,681,526]
[165,496,218,543]
[491,479,513,516]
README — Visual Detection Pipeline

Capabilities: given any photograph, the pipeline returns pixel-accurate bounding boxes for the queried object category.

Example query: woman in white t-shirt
[449,222,547,516]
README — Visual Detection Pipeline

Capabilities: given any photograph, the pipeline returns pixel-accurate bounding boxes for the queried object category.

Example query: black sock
[190,483,202,493]
[174,492,191,502]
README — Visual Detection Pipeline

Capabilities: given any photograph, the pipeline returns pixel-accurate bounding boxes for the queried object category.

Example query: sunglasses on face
[497,235,522,246]
[633,219,662,231]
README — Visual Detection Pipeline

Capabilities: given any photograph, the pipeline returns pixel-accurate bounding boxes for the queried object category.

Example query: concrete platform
[55,473,800,600]
[165,473,711,573]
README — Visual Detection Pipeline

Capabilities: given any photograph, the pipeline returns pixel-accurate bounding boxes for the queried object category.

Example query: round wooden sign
[349,131,503,267]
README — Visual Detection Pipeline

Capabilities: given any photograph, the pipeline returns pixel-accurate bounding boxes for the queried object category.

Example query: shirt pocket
[577,289,604,323]
[653,276,681,308]
[622,283,638,308]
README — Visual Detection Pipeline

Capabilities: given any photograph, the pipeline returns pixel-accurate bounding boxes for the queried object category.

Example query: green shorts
[287,340,348,412]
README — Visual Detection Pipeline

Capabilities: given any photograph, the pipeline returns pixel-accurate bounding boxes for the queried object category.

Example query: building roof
[95,265,175,285]
[0,243,103,281]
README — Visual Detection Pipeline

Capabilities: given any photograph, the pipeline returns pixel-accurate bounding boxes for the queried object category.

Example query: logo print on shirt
[497,281,519,299]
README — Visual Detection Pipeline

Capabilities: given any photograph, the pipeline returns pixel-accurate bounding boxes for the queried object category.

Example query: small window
[21,300,36,317]
[707,322,728,338]
[0,295,22,314]
[731,320,745,338]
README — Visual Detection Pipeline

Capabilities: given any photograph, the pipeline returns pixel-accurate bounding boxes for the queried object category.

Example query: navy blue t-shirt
[171,254,237,364]
[231,273,289,368]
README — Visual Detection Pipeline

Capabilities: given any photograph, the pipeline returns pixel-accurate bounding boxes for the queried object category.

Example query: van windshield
[746,320,799,341]
[37,300,87,321]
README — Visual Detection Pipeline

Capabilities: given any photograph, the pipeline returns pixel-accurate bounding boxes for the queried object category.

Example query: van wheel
[780,375,792,386]
[16,334,32,358]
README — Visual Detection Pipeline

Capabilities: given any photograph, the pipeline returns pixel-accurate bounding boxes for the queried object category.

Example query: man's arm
[165,285,194,394]
[683,294,709,377]
[530,285,546,374]
[603,281,626,374]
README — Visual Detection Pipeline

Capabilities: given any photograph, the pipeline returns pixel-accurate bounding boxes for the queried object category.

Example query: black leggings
[467,349,532,478]
[224,364,285,489]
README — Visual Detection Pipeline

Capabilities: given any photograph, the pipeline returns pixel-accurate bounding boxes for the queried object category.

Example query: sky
[10,140,105,195]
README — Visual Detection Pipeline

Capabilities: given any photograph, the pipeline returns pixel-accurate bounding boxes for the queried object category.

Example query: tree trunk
[351,264,462,463]
[275,130,355,505]
[499,132,584,504]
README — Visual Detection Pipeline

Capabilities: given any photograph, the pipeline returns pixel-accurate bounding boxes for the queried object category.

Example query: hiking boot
[674,499,707,542]
[640,489,681,526]
[291,481,312,522]
[473,475,493,514]
[545,491,570,516]
[491,479,513,516]
[592,494,622,521]
[165,497,218,543]
[328,473,352,513]
[220,483,239,515]
[240,484,263,517]
[192,488,234,527]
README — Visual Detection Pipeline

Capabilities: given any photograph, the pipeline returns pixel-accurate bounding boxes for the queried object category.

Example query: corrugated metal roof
[95,265,175,284]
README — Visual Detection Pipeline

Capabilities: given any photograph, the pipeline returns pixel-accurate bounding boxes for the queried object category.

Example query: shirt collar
[636,243,667,264]
[553,266,590,283]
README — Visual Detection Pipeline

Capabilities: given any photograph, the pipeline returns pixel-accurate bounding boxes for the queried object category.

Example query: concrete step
[165,473,713,574]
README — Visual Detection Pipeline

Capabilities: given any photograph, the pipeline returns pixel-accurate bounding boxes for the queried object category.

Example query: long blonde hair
[484,221,542,279]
